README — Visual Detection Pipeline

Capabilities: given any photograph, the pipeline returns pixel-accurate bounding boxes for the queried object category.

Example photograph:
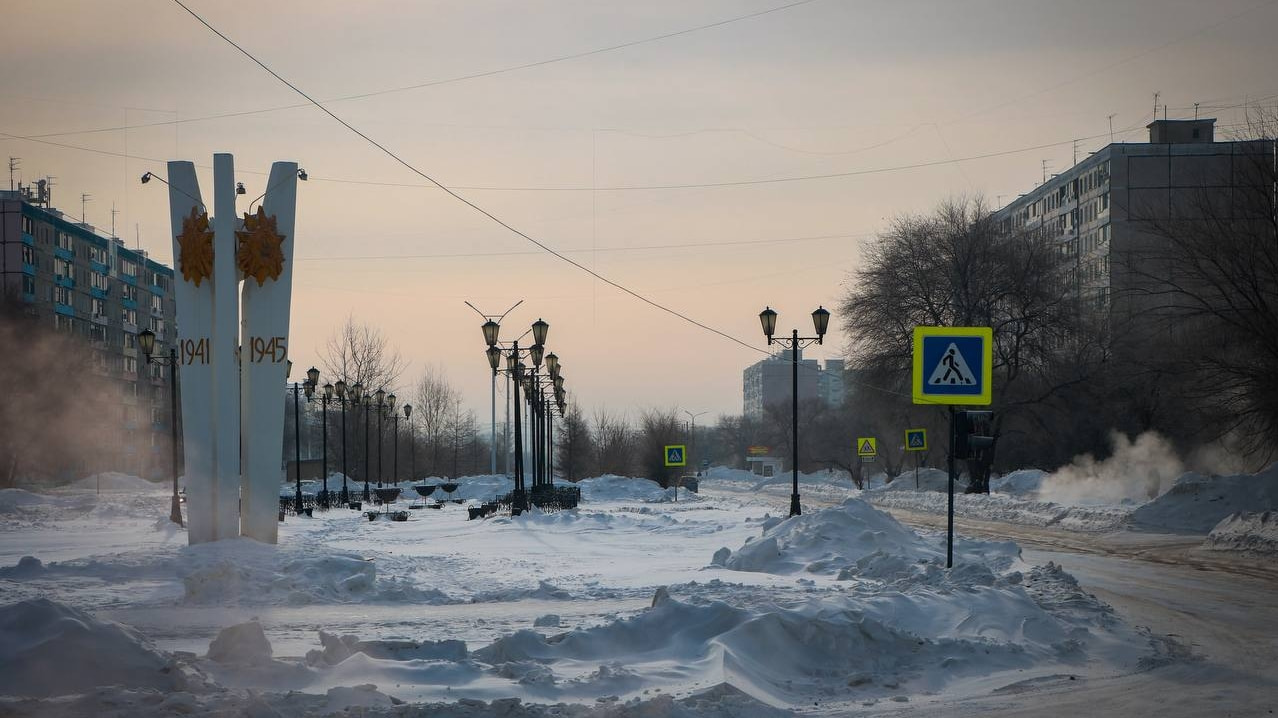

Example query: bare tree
[555,401,593,482]
[636,407,683,487]
[413,364,461,477]
[839,197,1098,491]
[320,315,405,393]
[591,408,634,477]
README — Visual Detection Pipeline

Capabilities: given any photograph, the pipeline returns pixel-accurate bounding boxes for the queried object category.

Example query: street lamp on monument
[758,305,830,517]
[138,328,182,526]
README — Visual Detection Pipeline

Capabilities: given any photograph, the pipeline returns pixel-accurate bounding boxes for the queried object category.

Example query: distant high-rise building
[742,348,844,417]
[1,184,177,479]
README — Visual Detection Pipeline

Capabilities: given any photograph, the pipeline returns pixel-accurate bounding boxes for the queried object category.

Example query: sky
[3,0,1277,425]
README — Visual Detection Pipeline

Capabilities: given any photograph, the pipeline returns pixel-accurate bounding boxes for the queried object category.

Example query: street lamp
[404,403,414,483]
[138,328,182,527]
[758,305,831,517]
[352,382,370,501]
[388,393,399,485]
[335,379,349,503]
[375,387,386,488]
[291,368,312,516]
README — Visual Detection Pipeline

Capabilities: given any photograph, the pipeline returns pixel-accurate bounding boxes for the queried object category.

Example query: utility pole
[8,157,18,190]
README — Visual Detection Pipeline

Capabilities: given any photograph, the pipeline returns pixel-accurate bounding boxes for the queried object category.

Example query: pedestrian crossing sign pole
[905,429,927,451]
[664,445,687,467]
[912,325,993,570]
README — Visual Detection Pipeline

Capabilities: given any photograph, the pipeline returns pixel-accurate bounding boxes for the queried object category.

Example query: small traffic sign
[905,428,928,451]
[664,445,687,467]
[912,326,993,405]
[856,437,877,458]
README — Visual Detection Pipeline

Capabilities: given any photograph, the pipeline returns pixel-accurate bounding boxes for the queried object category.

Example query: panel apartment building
[991,117,1268,336]
[1,182,178,479]
[742,348,844,418]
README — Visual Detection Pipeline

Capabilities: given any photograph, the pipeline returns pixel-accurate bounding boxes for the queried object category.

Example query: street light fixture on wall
[758,305,831,518]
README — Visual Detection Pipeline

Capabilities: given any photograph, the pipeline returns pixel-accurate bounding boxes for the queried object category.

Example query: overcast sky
[4,0,1276,424]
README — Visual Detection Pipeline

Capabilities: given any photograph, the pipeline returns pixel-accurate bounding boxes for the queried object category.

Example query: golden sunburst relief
[175,207,214,287]
[235,206,286,287]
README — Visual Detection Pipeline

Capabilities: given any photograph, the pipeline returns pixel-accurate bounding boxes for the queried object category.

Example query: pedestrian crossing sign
[856,437,877,458]
[912,326,993,405]
[905,429,927,451]
[664,445,687,467]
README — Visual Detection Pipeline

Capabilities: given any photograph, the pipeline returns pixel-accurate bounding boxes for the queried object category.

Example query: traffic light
[953,410,994,460]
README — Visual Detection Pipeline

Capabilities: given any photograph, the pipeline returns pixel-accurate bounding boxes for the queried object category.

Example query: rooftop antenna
[1041,159,1051,184]
[81,193,92,224]
[1152,91,1160,123]
[45,176,56,207]
[1108,114,1116,143]
[135,223,140,250]
[111,203,119,238]
[1073,139,1081,166]
[8,157,18,191]
[1194,102,1200,121]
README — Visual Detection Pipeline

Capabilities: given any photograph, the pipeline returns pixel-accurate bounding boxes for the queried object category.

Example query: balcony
[54,274,74,289]
[53,246,74,261]
[21,232,34,246]
[54,303,75,317]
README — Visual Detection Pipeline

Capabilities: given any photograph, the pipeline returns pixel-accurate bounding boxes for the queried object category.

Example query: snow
[1130,464,1278,532]
[71,473,166,492]
[0,467,1233,716]
[1204,511,1278,554]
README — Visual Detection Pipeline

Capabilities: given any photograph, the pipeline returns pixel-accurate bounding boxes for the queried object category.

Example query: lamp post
[508,345,526,506]
[138,328,182,526]
[758,305,831,517]
[335,379,348,503]
[353,383,370,501]
[404,404,414,483]
[291,370,312,516]
[375,388,386,488]
[473,301,524,478]
[684,409,706,475]
[388,393,399,485]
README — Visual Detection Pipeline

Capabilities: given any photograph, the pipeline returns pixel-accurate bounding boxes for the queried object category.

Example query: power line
[13,0,824,143]
[168,0,775,359]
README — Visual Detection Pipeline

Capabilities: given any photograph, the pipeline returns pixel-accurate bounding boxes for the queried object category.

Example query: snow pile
[206,620,273,664]
[0,598,183,697]
[0,488,54,513]
[577,475,670,503]
[72,473,165,492]
[1131,464,1278,533]
[991,469,1048,497]
[306,630,468,666]
[714,498,1024,581]
[876,467,959,493]
[865,489,1132,533]
[1203,511,1278,554]
[179,538,449,606]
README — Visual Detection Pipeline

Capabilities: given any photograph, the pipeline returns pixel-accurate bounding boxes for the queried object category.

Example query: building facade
[992,118,1265,331]
[742,348,844,417]
[1,185,177,479]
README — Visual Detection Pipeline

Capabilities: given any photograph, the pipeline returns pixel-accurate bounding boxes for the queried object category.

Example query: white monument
[166,154,298,544]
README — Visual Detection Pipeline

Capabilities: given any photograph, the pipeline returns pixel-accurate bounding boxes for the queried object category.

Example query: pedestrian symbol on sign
[856,437,877,457]
[905,428,927,451]
[928,344,975,386]
[664,445,687,467]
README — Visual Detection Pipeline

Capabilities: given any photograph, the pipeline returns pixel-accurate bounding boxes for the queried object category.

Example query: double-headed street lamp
[374,389,395,488]
[484,317,550,501]
[351,382,371,501]
[291,363,310,516]
[304,366,334,508]
[138,328,182,527]
[758,305,831,518]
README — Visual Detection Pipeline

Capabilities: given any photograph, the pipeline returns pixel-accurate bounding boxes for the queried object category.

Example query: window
[21,245,35,265]
[22,275,35,294]
[54,258,72,279]
[91,272,109,292]
[122,308,137,326]
[92,298,106,317]
[55,231,73,251]
[88,245,108,264]
[90,324,108,344]
[54,314,75,333]
[124,356,138,375]
[120,258,138,277]
[54,286,71,305]
[151,294,163,313]
[122,284,138,302]
[21,216,33,234]
[124,332,136,350]
[149,317,165,334]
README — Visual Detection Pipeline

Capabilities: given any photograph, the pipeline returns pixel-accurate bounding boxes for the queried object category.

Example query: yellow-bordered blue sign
[856,437,877,457]
[664,445,687,467]
[905,428,928,451]
[912,326,993,405]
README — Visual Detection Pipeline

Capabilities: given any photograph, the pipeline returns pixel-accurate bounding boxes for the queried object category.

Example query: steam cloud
[1038,431,1184,506]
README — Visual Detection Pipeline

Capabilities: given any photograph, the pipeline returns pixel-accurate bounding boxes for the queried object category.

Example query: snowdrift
[1131,465,1278,533]
[0,598,184,697]
[72,472,165,492]
[1204,511,1278,554]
